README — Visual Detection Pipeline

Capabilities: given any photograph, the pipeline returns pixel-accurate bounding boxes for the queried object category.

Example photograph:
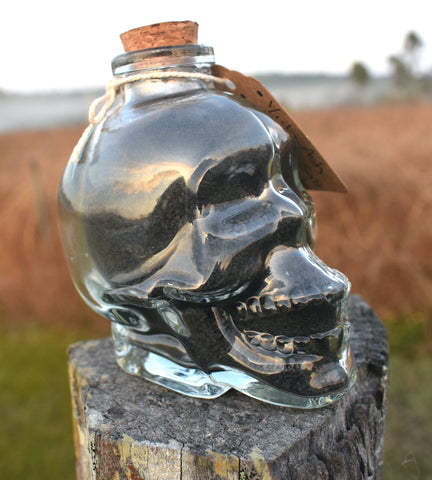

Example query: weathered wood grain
[68,295,388,480]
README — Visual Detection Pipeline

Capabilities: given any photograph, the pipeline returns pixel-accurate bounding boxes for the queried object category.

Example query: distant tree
[404,31,424,76]
[405,31,423,53]
[388,55,412,89]
[388,31,426,98]
[349,62,370,88]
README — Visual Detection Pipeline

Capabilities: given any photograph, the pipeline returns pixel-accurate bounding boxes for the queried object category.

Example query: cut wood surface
[69,294,388,480]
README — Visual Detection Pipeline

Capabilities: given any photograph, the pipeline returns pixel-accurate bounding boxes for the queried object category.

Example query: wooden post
[68,295,388,480]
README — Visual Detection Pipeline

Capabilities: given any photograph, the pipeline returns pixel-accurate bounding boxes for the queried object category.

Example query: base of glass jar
[112,324,356,409]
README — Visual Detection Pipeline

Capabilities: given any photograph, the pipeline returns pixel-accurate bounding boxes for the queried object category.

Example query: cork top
[120,21,199,53]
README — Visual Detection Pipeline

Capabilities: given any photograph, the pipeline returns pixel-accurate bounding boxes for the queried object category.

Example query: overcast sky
[1,0,431,92]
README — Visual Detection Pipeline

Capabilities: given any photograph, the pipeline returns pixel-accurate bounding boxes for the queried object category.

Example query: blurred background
[1,1,431,478]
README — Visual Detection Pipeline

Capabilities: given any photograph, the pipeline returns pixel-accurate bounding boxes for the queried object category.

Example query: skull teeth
[236,295,291,316]
[235,291,335,318]
[245,330,310,354]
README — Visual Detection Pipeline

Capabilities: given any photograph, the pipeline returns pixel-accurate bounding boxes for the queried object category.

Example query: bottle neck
[112,44,215,74]
[111,45,216,104]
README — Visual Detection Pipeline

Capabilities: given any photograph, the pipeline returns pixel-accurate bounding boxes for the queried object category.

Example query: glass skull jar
[58,36,355,408]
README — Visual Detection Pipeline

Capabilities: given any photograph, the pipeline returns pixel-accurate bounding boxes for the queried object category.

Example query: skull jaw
[111,321,356,408]
[110,292,356,408]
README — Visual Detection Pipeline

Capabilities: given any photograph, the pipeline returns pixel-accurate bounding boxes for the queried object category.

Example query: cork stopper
[120,21,199,53]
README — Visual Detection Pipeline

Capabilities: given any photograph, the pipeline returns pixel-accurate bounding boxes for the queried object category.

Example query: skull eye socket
[197,148,270,209]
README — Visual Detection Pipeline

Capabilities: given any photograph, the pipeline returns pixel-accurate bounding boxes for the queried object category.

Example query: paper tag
[212,65,347,193]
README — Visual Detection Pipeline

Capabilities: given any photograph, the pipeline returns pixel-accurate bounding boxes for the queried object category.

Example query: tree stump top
[68,294,389,479]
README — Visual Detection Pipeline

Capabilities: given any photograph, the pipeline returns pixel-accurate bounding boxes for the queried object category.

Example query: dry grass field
[305,103,432,321]
[1,102,432,479]
[1,102,431,329]
[0,125,106,332]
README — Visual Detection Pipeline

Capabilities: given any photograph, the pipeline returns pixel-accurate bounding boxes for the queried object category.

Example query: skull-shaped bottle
[58,22,355,408]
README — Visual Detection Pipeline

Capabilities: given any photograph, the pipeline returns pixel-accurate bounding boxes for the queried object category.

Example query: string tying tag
[69,72,230,164]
